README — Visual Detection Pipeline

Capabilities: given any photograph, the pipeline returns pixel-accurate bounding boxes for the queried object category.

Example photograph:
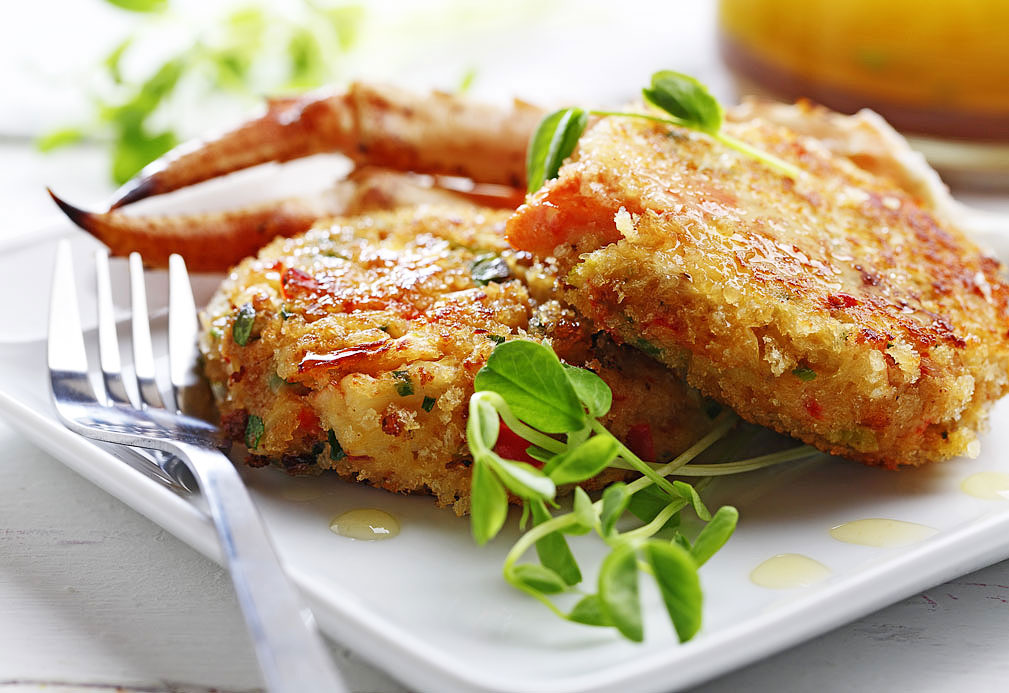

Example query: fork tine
[168,254,200,414]
[129,252,166,409]
[95,249,133,406]
[48,241,98,406]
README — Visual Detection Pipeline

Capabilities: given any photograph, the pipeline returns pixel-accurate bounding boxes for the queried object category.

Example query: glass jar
[718,0,1009,189]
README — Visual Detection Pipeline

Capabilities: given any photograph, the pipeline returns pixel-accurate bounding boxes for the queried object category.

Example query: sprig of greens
[466,340,814,642]
[39,0,364,183]
[525,70,802,194]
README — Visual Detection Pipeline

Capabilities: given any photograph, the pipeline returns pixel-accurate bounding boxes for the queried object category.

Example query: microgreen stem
[673,445,820,476]
[625,412,737,495]
[621,499,688,541]
[484,392,567,455]
[589,110,803,180]
[590,420,679,498]
[714,131,804,179]
[503,513,580,575]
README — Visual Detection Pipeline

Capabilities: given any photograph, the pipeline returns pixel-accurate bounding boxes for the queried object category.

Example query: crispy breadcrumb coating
[507,106,1009,466]
[200,206,713,513]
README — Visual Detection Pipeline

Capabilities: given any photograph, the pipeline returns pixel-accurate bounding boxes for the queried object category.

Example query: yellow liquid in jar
[719,0,1009,140]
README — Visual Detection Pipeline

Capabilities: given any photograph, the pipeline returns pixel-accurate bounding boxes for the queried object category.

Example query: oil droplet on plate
[830,518,937,548]
[961,471,1009,500]
[330,508,400,541]
[750,553,830,589]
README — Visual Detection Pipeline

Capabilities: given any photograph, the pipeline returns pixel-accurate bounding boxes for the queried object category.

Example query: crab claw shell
[51,168,525,272]
[110,82,546,209]
[50,188,353,272]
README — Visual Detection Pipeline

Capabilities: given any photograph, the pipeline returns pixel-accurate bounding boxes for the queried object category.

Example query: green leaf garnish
[673,480,712,521]
[530,500,581,586]
[598,543,643,642]
[567,594,611,627]
[544,435,619,486]
[690,506,739,566]
[470,460,507,545]
[421,396,437,412]
[232,303,256,346]
[562,364,612,418]
[511,563,568,594]
[466,339,798,643]
[524,70,802,195]
[470,253,511,286]
[487,454,556,501]
[474,340,585,434]
[599,482,631,537]
[642,70,722,134]
[644,540,703,642]
[525,107,588,194]
[244,414,264,449]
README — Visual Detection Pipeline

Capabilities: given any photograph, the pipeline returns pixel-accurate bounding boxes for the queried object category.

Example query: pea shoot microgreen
[525,70,802,195]
[466,339,816,643]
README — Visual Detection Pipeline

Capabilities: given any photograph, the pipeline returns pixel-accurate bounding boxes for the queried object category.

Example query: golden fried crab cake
[507,108,1009,467]
[200,206,714,514]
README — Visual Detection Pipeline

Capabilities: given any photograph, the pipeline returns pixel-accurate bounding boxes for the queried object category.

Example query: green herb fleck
[244,414,264,449]
[792,366,817,381]
[232,303,256,346]
[470,254,511,285]
[487,334,506,344]
[634,338,661,358]
[392,370,414,397]
[328,430,346,461]
[421,396,437,412]
[279,306,294,320]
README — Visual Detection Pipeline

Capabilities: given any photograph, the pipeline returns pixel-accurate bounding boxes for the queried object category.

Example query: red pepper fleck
[297,408,320,434]
[625,422,655,461]
[281,267,323,300]
[804,397,824,420]
[494,421,541,467]
[826,293,859,309]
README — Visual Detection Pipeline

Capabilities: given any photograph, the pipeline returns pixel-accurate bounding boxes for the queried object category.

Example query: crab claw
[109,83,546,209]
[51,168,525,272]
[50,188,350,271]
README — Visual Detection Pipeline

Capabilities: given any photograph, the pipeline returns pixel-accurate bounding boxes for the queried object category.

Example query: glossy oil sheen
[829,518,937,548]
[750,553,831,589]
[961,471,1009,501]
[330,508,400,541]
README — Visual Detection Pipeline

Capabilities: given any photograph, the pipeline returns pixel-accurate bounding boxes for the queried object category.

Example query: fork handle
[172,442,348,693]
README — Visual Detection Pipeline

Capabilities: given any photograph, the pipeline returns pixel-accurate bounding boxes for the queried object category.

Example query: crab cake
[507,107,1009,467]
[200,206,714,514]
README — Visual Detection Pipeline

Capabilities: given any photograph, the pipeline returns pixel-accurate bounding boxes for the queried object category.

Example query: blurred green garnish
[39,0,364,184]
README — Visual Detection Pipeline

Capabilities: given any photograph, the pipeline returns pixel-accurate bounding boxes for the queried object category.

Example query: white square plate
[3,184,1009,693]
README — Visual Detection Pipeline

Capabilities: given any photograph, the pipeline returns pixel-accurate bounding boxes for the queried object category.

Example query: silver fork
[48,241,348,693]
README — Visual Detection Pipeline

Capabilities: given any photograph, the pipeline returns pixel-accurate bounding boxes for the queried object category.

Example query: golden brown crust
[507,110,1009,466]
[201,206,713,513]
